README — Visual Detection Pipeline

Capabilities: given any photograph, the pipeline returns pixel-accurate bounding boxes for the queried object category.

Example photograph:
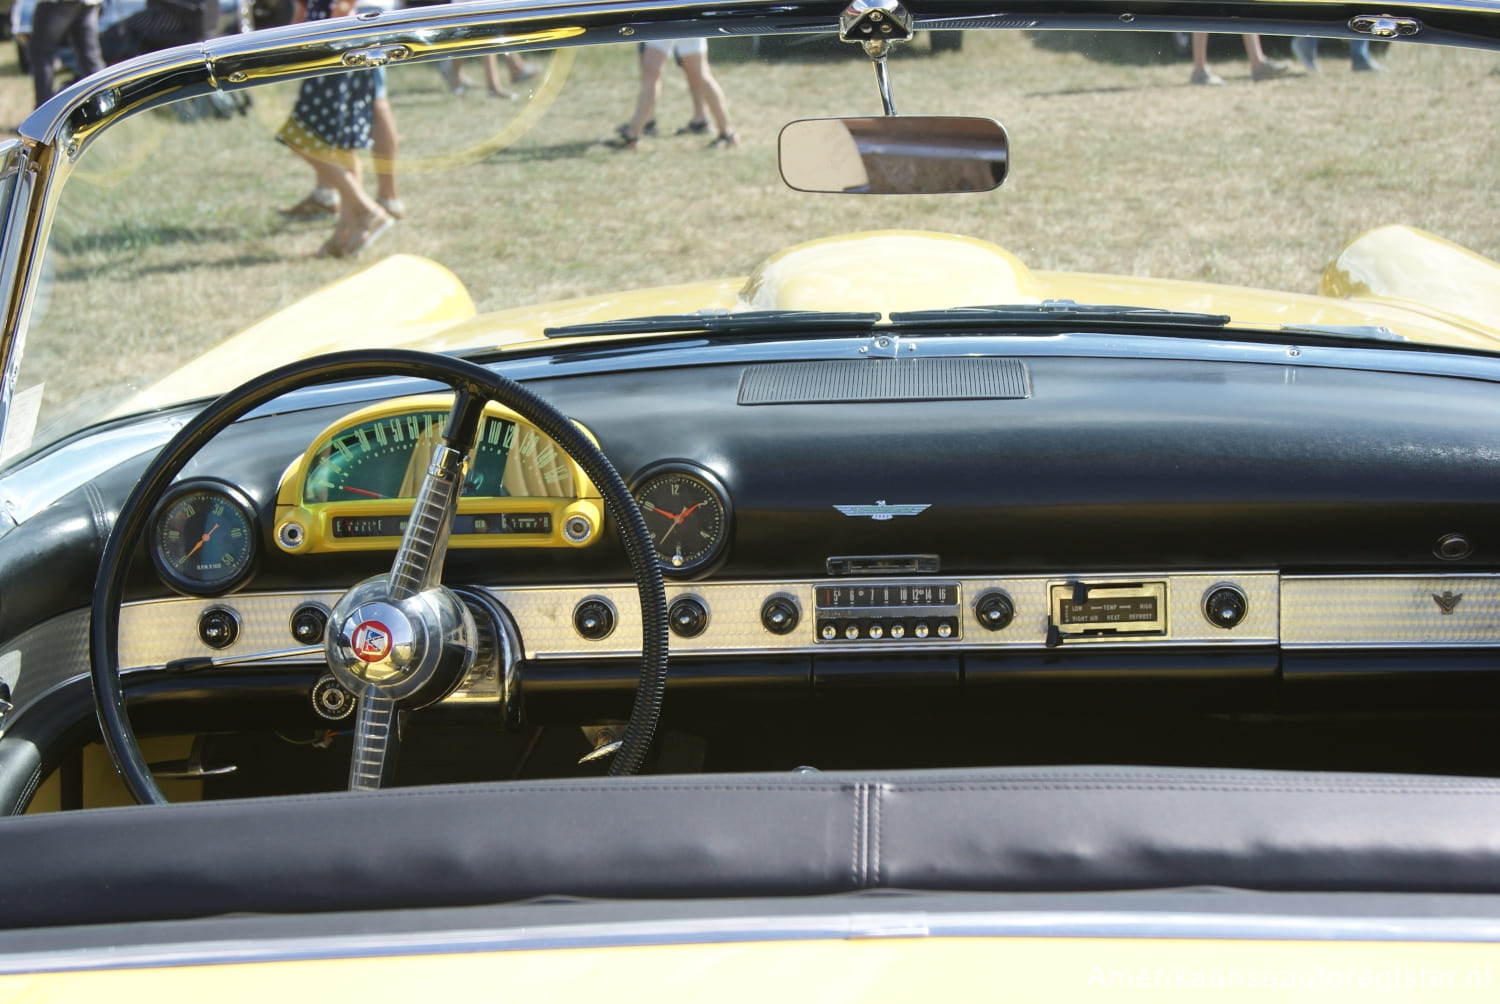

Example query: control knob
[669,597,709,638]
[573,598,616,640]
[1203,585,1248,629]
[975,591,1015,631]
[760,596,800,635]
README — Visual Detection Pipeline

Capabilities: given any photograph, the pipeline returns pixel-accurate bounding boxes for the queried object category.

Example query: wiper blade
[1278,323,1406,343]
[544,309,882,339]
[888,301,1231,328]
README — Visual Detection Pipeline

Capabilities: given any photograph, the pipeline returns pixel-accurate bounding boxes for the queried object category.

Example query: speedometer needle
[343,486,384,499]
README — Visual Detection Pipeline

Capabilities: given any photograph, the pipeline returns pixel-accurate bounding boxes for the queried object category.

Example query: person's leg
[1350,38,1383,71]
[30,2,71,107]
[1188,32,1220,84]
[502,52,537,83]
[371,96,401,214]
[480,55,514,98]
[1241,33,1290,78]
[678,51,734,144]
[620,45,668,143]
[64,3,105,81]
[1290,35,1319,72]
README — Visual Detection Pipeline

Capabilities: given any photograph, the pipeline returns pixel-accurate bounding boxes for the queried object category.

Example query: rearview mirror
[779,116,1008,195]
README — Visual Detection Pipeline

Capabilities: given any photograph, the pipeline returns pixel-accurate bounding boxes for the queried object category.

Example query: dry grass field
[6,28,1500,440]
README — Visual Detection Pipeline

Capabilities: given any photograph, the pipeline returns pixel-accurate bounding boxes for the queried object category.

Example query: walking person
[276,0,395,256]
[30,0,106,108]
[607,38,737,149]
[1189,32,1292,84]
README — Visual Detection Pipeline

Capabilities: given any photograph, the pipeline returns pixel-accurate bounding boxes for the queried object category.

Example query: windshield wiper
[543,309,882,339]
[887,301,1232,329]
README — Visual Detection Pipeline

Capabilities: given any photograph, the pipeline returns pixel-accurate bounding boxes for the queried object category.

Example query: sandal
[675,119,710,135]
[604,124,641,150]
[707,130,739,149]
[340,209,395,258]
[280,193,337,218]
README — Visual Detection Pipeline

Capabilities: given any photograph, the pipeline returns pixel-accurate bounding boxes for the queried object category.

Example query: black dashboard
[6,340,1500,784]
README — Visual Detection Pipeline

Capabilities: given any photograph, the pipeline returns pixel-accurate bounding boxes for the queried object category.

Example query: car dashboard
[6,331,1500,795]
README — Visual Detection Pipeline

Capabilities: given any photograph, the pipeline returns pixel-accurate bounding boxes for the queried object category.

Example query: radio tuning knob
[760,596,800,635]
[975,591,1015,631]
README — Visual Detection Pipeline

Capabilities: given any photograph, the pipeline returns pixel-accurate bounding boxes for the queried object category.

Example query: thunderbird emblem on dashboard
[833,500,931,521]
[1433,591,1464,615]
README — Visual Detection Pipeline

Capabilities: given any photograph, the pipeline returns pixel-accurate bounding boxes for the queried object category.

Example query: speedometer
[302,409,527,502]
[274,396,602,554]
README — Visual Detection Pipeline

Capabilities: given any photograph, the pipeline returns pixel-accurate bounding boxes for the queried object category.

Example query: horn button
[326,576,474,709]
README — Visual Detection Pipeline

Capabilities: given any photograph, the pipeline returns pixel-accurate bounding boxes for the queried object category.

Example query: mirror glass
[779,116,1008,195]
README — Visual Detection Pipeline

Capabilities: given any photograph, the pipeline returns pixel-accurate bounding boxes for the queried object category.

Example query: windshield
[7,26,1499,460]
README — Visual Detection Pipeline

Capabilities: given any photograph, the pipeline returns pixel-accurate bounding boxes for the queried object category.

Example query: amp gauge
[630,462,732,577]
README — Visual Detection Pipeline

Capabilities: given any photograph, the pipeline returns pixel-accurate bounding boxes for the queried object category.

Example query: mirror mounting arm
[840,0,914,116]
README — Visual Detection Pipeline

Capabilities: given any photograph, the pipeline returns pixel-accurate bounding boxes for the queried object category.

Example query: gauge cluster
[271,396,604,556]
[142,396,742,596]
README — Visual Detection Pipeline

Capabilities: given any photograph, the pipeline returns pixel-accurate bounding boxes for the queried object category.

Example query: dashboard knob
[975,591,1015,631]
[760,596,800,635]
[197,608,240,649]
[573,598,616,641]
[290,604,329,644]
[1203,586,1248,629]
[669,597,709,638]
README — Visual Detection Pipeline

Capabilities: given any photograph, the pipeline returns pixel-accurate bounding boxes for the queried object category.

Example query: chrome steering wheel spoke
[349,688,399,791]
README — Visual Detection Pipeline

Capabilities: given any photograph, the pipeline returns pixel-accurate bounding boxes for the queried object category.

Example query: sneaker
[1351,56,1386,72]
[676,119,710,135]
[1189,67,1224,86]
[1291,36,1320,72]
[1251,58,1293,81]
[377,197,405,220]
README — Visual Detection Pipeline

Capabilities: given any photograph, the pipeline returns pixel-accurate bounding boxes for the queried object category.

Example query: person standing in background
[1291,35,1387,73]
[30,0,106,107]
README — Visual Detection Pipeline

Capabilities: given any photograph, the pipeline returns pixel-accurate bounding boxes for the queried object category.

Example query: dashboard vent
[738,358,1030,405]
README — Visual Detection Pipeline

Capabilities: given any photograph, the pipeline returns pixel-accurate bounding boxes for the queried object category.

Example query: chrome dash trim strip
[1282,574,1500,648]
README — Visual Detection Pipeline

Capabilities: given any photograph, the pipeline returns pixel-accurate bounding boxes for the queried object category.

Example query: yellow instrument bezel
[273,395,602,554]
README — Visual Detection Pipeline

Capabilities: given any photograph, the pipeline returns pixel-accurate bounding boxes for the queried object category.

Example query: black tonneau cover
[2,766,1500,929]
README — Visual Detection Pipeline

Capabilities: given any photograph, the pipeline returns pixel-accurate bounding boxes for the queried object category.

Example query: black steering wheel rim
[90,349,670,804]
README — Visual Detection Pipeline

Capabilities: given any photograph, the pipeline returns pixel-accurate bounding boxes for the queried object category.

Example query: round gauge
[149,481,259,596]
[632,463,732,577]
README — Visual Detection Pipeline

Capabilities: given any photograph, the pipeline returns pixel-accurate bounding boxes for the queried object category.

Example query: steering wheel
[91,350,669,805]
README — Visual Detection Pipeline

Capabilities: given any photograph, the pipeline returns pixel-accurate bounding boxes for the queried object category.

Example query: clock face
[632,465,731,576]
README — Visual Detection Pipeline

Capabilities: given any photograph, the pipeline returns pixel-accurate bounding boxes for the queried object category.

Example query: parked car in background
[0,0,1499,994]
